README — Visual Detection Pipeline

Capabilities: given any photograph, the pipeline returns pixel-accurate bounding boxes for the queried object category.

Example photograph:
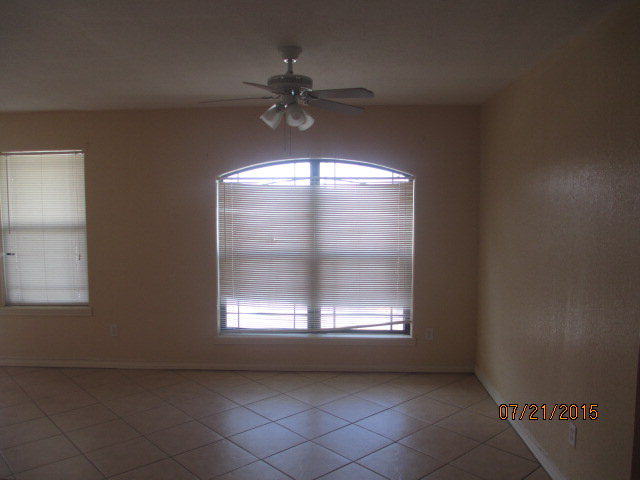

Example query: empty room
[0,1,638,479]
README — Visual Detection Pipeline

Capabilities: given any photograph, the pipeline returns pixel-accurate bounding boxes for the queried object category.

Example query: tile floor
[0,367,552,480]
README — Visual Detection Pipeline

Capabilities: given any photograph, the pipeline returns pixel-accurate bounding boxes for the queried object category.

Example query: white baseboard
[475,367,569,480]
[0,357,474,373]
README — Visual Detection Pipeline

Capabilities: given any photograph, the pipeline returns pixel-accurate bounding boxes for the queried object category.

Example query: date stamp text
[498,404,599,420]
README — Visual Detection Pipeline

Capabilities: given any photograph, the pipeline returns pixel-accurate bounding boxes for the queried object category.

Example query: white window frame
[0,150,91,316]
[216,158,414,342]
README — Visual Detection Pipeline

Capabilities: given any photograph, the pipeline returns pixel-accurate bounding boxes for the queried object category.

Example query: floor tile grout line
[391,376,479,398]
[223,424,305,460]
[73,431,145,456]
[432,416,512,446]
[424,463,477,480]
[0,449,11,478]
[116,400,266,480]
[478,436,541,463]
[523,466,552,480]
[4,444,80,476]
[1,368,540,480]
[0,371,75,476]
[434,441,540,480]
[243,391,316,412]
[214,411,420,478]
[146,442,310,480]
[398,431,484,466]
[450,459,500,480]
[250,372,329,392]
[308,460,359,480]
[408,390,490,410]
[175,453,210,480]
[6,371,477,426]
[72,370,204,436]
[177,437,261,479]
[421,392,492,409]
[343,460,395,480]
[351,388,426,407]
[0,404,48,430]
[352,418,422,443]
[358,440,445,466]
[134,394,279,447]
[5,369,169,478]
[0,426,67,453]
[95,456,166,479]
[15,390,107,478]
[143,433,221,458]
[14,417,483,476]
[279,386,351,407]
[193,385,453,446]
[129,377,288,439]
[261,442,352,480]
[308,433,393,463]
[208,458,296,480]
[177,374,285,407]
[348,401,539,479]
[8,369,431,419]
[124,409,295,475]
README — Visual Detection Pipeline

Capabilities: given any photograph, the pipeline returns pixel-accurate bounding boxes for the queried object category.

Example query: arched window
[217,159,413,335]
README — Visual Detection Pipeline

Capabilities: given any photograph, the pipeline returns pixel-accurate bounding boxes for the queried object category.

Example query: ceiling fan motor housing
[267,74,313,96]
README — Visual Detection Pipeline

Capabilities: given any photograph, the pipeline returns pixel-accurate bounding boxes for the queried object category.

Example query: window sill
[214,332,416,346]
[0,306,92,316]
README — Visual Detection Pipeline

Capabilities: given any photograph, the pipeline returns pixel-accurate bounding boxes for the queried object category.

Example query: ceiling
[0,0,623,112]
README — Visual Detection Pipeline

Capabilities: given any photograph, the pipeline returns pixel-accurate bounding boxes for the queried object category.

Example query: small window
[217,159,413,335]
[0,151,89,305]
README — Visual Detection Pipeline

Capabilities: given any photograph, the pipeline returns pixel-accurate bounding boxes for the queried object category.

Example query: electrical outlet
[568,422,577,447]
[110,324,118,337]
[425,328,434,341]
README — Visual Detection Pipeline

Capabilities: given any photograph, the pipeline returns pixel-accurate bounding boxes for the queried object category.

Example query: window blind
[217,174,413,333]
[0,151,89,305]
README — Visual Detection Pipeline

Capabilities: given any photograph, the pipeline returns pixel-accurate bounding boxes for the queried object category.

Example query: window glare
[221,160,409,186]
[224,301,405,331]
[320,162,390,179]
[225,162,310,185]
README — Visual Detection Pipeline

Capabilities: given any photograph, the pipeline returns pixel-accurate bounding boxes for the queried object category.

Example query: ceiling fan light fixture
[260,104,284,129]
[212,46,373,131]
[285,102,305,127]
[298,110,314,131]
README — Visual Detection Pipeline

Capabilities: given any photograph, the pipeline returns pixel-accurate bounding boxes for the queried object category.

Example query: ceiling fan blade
[309,88,374,99]
[308,98,364,115]
[199,96,279,104]
[243,81,280,93]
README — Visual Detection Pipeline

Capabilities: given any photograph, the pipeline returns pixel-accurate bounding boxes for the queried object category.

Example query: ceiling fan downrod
[279,45,302,75]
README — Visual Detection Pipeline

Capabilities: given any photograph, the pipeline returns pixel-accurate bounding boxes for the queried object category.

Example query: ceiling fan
[201,46,374,131]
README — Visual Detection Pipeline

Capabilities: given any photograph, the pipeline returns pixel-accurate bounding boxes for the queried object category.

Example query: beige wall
[478,3,640,480]
[0,105,480,371]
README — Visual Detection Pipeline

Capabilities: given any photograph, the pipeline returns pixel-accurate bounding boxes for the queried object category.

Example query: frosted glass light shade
[260,104,284,129]
[285,103,305,127]
[298,111,314,131]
